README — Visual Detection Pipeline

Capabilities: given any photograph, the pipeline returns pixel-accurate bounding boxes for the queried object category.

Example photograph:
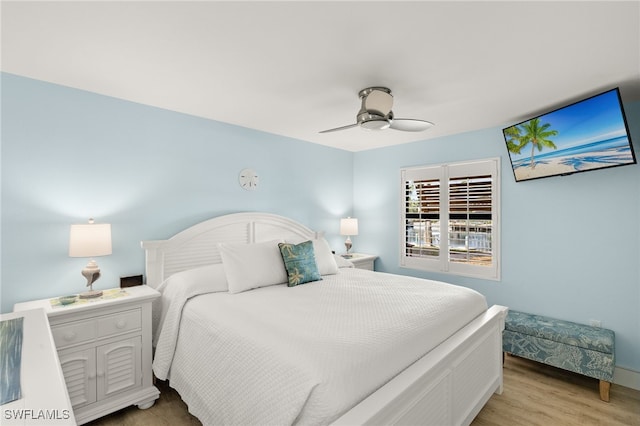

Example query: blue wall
[2,72,638,376]
[1,73,354,311]
[353,103,640,373]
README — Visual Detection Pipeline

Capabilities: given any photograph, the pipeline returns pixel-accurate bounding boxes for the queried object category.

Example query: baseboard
[614,366,640,390]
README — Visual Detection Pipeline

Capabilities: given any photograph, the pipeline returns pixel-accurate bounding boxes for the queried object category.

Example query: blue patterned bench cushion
[503,310,615,382]
[505,310,614,354]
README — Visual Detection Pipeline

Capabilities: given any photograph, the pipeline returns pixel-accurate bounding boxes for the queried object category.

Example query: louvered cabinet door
[96,336,142,400]
[58,348,97,408]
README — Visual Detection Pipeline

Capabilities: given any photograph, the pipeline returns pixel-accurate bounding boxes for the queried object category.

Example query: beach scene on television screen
[504,90,635,181]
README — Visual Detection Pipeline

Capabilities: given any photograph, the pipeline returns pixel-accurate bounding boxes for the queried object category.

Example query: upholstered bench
[503,310,615,401]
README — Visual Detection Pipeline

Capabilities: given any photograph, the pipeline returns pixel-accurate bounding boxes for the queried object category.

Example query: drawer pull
[116,320,127,329]
[63,331,77,341]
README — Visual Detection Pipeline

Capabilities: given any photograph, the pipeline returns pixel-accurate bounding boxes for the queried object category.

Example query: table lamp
[69,218,112,298]
[340,217,358,258]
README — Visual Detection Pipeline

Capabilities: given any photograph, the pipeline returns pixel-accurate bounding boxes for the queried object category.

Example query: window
[400,158,500,280]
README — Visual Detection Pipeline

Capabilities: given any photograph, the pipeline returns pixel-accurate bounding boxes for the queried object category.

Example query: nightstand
[13,285,160,425]
[343,253,378,271]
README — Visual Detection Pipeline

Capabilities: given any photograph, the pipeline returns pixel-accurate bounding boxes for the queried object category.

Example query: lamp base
[344,236,353,256]
[79,260,103,299]
[79,289,103,299]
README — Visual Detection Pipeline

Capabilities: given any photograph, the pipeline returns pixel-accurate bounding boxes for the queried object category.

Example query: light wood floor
[89,355,639,426]
[472,355,639,426]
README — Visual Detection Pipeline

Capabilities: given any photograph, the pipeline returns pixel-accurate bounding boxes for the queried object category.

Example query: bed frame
[142,212,508,425]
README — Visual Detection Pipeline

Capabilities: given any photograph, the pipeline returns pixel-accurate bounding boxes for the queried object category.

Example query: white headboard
[141,212,320,288]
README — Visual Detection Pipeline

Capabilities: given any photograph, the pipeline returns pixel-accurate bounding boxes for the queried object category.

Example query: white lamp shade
[69,223,112,257]
[340,217,359,236]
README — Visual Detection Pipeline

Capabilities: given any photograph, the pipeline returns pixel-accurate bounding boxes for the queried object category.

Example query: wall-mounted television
[503,87,636,182]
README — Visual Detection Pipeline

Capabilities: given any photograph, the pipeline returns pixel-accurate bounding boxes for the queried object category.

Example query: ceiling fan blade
[389,118,434,132]
[319,123,359,134]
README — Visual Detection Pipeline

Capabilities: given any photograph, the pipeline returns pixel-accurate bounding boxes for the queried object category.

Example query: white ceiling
[2,1,639,152]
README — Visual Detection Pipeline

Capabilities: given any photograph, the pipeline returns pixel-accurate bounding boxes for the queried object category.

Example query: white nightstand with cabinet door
[13,285,160,425]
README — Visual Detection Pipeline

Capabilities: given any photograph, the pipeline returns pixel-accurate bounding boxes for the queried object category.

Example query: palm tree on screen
[504,126,524,154]
[519,118,559,169]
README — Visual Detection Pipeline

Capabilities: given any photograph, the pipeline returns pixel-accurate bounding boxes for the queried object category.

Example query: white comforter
[153,268,487,426]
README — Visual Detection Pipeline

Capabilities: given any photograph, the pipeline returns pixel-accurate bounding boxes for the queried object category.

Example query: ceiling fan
[319,87,434,134]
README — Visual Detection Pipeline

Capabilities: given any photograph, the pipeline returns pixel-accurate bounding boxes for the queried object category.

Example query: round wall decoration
[238,168,259,190]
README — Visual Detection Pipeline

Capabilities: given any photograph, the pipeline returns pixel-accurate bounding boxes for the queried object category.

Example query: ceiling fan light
[360,119,390,131]
[363,89,393,116]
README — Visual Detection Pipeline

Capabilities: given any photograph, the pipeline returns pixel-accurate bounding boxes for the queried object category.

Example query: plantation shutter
[448,174,493,265]
[401,158,500,280]
[405,177,441,259]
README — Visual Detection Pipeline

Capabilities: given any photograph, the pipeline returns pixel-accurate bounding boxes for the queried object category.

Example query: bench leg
[599,380,611,402]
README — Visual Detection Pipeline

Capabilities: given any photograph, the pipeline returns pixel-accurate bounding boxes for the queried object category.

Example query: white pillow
[167,263,229,292]
[334,254,355,269]
[311,238,339,275]
[218,240,287,294]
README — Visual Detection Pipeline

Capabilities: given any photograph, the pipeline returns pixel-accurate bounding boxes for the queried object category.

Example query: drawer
[97,309,141,338]
[52,319,97,349]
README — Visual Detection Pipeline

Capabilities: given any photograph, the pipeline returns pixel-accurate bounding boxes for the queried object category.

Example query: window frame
[400,157,501,281]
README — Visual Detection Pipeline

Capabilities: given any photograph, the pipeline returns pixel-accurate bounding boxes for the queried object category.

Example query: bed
[142,212,508,425]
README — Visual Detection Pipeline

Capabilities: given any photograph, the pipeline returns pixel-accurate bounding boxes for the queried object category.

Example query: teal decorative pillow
[278,241,322,287]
